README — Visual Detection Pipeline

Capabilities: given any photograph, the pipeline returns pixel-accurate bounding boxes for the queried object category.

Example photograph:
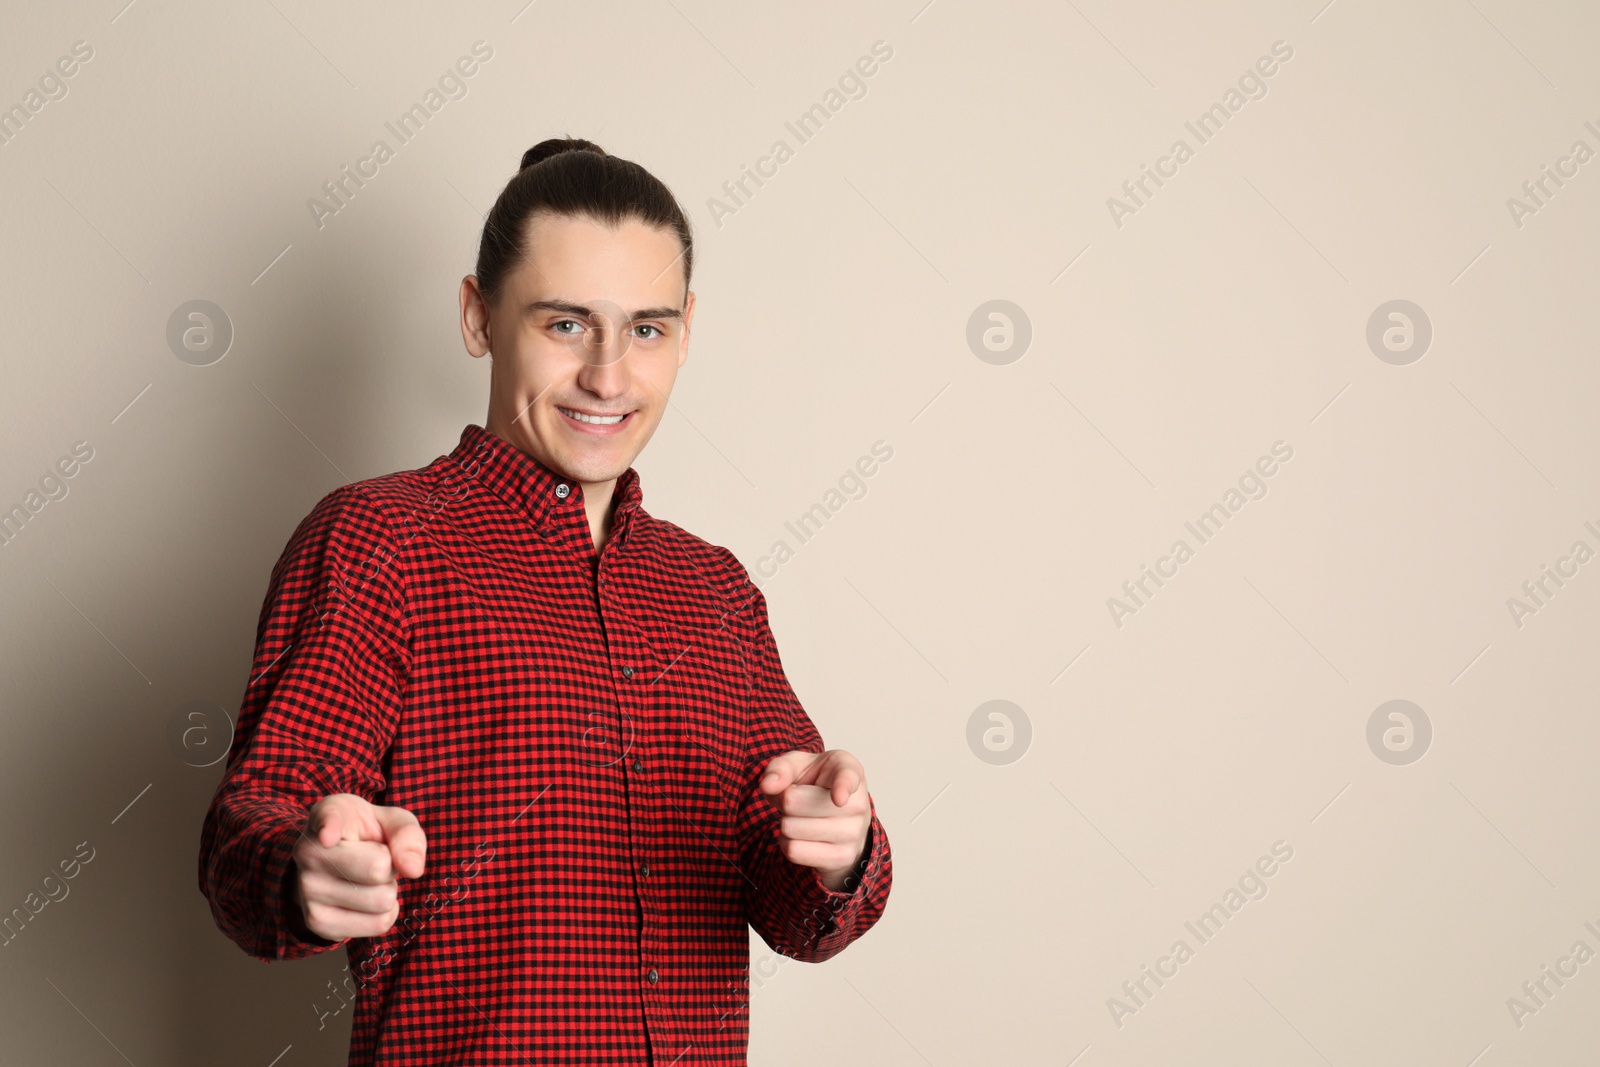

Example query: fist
[290,793,427,942]
[759,749,872,892]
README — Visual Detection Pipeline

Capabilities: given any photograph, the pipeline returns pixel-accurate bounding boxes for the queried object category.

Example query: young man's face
[460,211,694,491]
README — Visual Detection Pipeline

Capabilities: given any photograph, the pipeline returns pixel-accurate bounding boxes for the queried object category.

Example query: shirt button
[647,969,659,984]
[621,665,634,679]
[555,483,570,499]
[632,758,644,773]
[641,862,650,877]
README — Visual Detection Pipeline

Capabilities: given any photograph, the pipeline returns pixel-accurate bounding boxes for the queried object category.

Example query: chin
[555,451,631,484]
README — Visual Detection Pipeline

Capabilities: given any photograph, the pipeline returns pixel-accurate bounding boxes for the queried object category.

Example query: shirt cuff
[264,821,348,959]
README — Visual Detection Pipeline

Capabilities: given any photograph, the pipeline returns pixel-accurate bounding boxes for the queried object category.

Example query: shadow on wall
[1,172,478,1062]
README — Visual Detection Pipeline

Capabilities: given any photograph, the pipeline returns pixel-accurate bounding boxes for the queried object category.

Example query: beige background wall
[2,0,1597,1063]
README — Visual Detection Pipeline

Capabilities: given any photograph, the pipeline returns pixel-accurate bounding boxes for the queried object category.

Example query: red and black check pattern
[198,422,891,1065]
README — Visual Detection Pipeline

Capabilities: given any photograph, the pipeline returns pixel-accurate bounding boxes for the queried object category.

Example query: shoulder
[297,446,461,546]
[629,510,752,599]
[271,458,445,595]
[627,510,767,631]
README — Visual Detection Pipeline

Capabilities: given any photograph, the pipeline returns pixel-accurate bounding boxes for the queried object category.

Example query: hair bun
[520,137,607,170]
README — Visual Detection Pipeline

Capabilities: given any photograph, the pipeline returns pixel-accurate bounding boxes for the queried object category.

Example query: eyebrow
[522,299,683,322]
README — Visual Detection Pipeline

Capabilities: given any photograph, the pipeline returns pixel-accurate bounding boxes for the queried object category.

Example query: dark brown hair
[473,137,694,305]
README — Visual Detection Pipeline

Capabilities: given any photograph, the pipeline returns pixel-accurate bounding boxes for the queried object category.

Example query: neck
[583,476,618,552]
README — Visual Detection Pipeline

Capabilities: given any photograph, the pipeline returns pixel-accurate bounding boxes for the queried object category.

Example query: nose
[579,298,636,369]
[575,299,633,399]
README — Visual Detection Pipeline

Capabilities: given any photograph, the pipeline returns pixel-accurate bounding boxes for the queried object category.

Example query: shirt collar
[451,423,643,544]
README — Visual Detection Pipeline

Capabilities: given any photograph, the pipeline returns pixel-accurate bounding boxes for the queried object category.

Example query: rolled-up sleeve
[728,575,891,962]
[198,484,410,963]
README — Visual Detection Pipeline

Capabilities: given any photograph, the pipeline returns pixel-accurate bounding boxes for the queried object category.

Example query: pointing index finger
[780,782,864,815]
[813,751,864,806]
[830,766,862,807]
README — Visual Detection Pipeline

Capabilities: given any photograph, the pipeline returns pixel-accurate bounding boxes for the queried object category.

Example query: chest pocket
[626,613,751,799]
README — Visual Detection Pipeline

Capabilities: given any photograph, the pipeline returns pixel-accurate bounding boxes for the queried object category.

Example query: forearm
[198,788,343,962]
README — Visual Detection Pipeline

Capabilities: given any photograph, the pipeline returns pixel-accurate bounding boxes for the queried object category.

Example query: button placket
[607,626,659,987]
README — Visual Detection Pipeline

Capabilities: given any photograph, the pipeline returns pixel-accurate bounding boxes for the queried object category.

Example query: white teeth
[559,407,626,425]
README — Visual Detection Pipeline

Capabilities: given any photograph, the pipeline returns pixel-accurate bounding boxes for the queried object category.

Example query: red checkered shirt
[198,422,892,1065]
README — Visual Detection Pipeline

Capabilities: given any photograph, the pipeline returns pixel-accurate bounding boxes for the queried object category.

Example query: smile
[557,406,629,426]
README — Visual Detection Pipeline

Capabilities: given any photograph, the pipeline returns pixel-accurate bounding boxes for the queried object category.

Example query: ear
[677,289,695,369]
[460,276,492,359]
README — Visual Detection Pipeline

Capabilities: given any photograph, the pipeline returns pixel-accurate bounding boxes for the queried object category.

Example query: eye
[633,324,663,340]
[551,319,584,336]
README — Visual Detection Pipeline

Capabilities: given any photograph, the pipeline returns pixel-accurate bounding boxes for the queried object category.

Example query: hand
[290,793,427,942]
[759,750,872,892]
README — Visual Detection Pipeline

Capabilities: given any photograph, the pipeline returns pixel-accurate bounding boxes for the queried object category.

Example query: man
[198,140,891,1065]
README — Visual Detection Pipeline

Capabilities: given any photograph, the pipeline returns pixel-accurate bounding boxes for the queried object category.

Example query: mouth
[556,404,633,434]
